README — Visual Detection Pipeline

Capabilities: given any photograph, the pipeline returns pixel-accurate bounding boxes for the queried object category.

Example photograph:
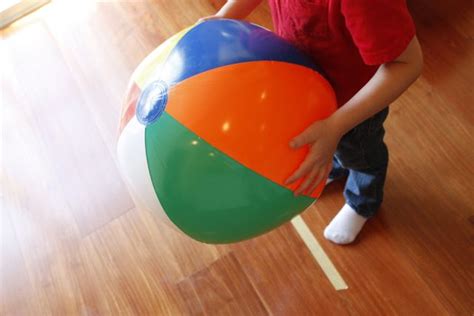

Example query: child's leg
[324,108,389,244]
[327,156,349,182]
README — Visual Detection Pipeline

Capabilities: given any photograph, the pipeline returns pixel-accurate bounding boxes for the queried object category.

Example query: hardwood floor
[1,1,472,315]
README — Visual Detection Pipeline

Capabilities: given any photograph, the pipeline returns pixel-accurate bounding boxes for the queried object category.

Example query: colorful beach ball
[117,19,337,244]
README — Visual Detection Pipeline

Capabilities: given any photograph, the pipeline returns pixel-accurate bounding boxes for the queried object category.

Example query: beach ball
[117,19,337,244]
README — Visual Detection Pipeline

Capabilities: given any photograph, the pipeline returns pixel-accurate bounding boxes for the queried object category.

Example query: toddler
[201,0,423,244]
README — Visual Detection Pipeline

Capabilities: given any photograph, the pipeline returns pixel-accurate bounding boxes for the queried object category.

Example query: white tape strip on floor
[291,215,348,291]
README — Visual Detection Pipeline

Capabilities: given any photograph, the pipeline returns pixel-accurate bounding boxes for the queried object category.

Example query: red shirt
[268,0,416,106]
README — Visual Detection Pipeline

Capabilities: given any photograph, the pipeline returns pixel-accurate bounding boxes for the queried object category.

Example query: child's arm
[328,37,423,139]
[287,36,423,195]
[200,0,263,21]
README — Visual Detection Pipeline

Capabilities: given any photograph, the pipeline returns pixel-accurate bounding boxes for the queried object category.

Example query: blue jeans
[328,108,389,218]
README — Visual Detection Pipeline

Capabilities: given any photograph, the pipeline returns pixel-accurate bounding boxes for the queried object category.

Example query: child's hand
[285,118,342,196]
[197,0,262,23]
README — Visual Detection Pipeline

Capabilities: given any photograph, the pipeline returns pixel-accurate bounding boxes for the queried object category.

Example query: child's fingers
[290,127,316,149]
[306,162,332,194]
[306,169,326,195]
[285,157,317,185]
[294,166,322,195]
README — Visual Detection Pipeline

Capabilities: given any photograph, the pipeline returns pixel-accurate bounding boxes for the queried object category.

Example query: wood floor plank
[231,224,351,315]
[2,30,88,314]
[2,16,134,237]
[76,207,230,315]
[306,194,451,315]
[0,200,34,316]
[78,215,183,315]
[177,252,268,316]
[40,2,150,155]
[408,0,474,125]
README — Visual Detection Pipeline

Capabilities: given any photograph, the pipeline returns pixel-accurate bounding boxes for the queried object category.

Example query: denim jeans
[328,108,390,218]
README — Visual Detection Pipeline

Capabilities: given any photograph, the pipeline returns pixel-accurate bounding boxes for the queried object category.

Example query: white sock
[324,204,368,245]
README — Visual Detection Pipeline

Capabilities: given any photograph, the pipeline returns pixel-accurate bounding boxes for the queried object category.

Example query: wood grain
[232,224,351,315]
[177,253,267,315]
[0,200,32,315]
[1,0,473,315]
[2,18,134,237]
